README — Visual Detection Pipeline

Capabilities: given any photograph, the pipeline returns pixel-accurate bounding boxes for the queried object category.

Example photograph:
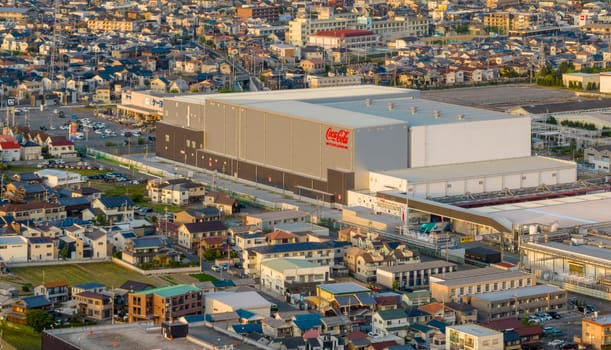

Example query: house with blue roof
[87,196,135,223]
[231,323,263,335]
[7,295,51,324]
[292,313,323,336]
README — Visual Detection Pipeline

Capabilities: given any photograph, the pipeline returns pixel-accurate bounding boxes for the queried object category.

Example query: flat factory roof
[522,241,611,264]
[472,284,564,302]
[474,191,611,227]
[167,86,520,129]
[377,156,574,183]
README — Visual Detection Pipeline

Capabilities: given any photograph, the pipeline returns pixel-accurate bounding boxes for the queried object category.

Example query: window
[165,134,170,142]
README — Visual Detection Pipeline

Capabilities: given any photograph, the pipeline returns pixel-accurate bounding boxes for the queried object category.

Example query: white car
[548,339,565,347]
[49,126,56,130]
[367,332,380,338]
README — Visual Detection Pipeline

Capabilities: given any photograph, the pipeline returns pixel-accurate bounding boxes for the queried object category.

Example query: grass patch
[8,262,162,289]
[159,275,178,285]
[190,273,219,282]
[91,181,146,198]
[1,321,41,350]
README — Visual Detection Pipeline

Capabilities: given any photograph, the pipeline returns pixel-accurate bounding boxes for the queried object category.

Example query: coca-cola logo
[325,127,350,149]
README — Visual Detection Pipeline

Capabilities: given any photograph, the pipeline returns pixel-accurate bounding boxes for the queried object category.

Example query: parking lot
[5,105,155,154]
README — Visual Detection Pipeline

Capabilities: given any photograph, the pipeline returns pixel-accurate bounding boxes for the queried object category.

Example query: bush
[22,283,33,292]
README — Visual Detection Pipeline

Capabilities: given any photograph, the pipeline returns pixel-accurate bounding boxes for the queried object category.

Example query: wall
[409,118,531,168]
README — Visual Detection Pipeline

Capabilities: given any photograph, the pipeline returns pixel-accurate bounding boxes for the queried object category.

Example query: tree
[392,280,399,290]
[27,309,54,332]
[60,247,69,260]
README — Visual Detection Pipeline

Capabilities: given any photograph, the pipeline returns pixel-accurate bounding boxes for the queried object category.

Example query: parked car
[211,265,221,272]
[548,340,565,347]
[551,329,565,337]
[548,311,562,319]
[220,263,229,271]
[543,327,556,335]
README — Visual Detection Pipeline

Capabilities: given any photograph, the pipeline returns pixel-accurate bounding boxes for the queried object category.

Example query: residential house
[71,187,103,200]
[372,309,409,338]
[147,178,205,206]
[263,318,295,338]
[583,315,611,350]
[322,315,352,336]
[261,258,330,297]
[173,207,222,224]
[343,246,394,283]
[122,236,180,265]
[0,139,21,161]
[234,231,267,253]
[74,291,113,321]
[300,59,326,74]
[128,285,203,324]
[445,302,478,324]
[6,182,48,202]
[419,302,456,325]
[150,77,170,94]
[480,318,543,350]
[85,196,135,224]
[7,295,51,324]
[584,145,611,172]
[402,290,432,307]
[47,139,77,158]
[34,280,70,304]
[201,236,225,253]
[110,231,137,252]
[0,235,28,263]
[177,221,227,253]
[28,236,55,261]
[267,230,299,245]
[204,191,240,215]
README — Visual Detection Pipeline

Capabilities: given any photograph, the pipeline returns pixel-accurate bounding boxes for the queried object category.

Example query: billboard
[69,122,78,141]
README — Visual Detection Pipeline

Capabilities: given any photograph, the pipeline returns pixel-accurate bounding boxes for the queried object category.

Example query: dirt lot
[421,84,581,112]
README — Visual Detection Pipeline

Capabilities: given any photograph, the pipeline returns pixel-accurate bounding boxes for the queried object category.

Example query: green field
[0,321,41,350]
[7,262,163,289]
[190,273,219,282]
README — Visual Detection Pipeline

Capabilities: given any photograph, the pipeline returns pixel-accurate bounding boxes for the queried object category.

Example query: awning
[117,104,160,116]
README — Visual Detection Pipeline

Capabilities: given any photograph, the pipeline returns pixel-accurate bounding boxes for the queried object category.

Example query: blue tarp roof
[236,308,257,320]
[293,313,322,330]
[232,323,262,334]
[427,319,446,333]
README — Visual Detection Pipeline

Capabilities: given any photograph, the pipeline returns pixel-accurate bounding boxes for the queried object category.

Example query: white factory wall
[354,123,408,189]
[600,74,611,94]
[369,172,408,193]
[409,117,531,168]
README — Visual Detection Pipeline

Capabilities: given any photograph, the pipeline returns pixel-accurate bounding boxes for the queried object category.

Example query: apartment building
[306,75,362,88]
[74,291,112,321]
[307,30,380,50]
[128,285,203,324]
[0,202,66,223]
[87,18,138,32]
[582,315,611,350]
[446,324,503,350]
[236,5,279,24]
[377,260,456,290]
[430,268,536,303]
[470,284,567,322]
[243,210,310,230]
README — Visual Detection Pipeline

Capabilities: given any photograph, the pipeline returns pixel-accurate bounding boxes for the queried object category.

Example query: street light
[195,149,204,168]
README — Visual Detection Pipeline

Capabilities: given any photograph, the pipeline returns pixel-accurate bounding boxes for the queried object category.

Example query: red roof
[0,141,20,149]
[50,140,74,146]
[314,29,375,37]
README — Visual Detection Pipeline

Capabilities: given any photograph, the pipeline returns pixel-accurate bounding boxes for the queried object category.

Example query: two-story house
[372,309,409,338]
[74,291,113,321]
[28,236,55,261]
[0,202,67,223]
[173,207,222,224]
[34,280,70,305]
[47,139,77,159]
[0,235,28,263]
[85,196,135,224]
[177,221,227,253]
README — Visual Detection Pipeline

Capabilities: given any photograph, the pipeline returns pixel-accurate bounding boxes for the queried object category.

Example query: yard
[6,262,163,289]
[0,321,40,350]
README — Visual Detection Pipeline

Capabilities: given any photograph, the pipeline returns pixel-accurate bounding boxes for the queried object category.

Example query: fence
[111,258,200,276]
[6,257,110,268]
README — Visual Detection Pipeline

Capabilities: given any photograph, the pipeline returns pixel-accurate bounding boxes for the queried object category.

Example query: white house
[34,169,83,188]
[260,258,329,296]
[446,324,503,350]
[0,236,29,263]
[0,140,21,162]
[372,309,409,337]
[204,291,273,317]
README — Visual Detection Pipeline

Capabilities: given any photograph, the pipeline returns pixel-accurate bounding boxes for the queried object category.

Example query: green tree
[392,280,399,290]
[27,309,54,332]
[546,116,558,125]
[60,248,69,260]
[94,214,107,226]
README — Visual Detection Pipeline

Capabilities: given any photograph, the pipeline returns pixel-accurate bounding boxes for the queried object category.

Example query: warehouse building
[156,86,548,204]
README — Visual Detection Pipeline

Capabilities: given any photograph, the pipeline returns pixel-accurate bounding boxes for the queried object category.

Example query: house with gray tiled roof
[372,308,409,338]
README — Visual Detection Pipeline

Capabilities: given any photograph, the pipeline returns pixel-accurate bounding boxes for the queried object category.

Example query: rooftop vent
[410,106,418,115]
[365,98,372,107]
[387,102,394,111]
[457,114,464,120]
[433,110,441,119]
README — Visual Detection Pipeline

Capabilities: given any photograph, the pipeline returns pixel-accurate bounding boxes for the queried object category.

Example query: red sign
[325,127,349,149]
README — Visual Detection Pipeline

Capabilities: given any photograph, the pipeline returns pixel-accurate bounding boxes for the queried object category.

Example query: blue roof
[58,197,91,206]
[121,232,137,239]
[232,323,262,334]
[355,293,376,305]
[98,196,135,209]
[427,319,446,333]
[251,242,333,254]
[293,313,322,331]
[335,295,358,307]
[22,295,51,309]
[236,308,257,320]
[504,330,521,343]
[183,315,206,323]
[73,282,105,290]
[132,237,163,249]
[48,218,91,227]
[410,324,433,333]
